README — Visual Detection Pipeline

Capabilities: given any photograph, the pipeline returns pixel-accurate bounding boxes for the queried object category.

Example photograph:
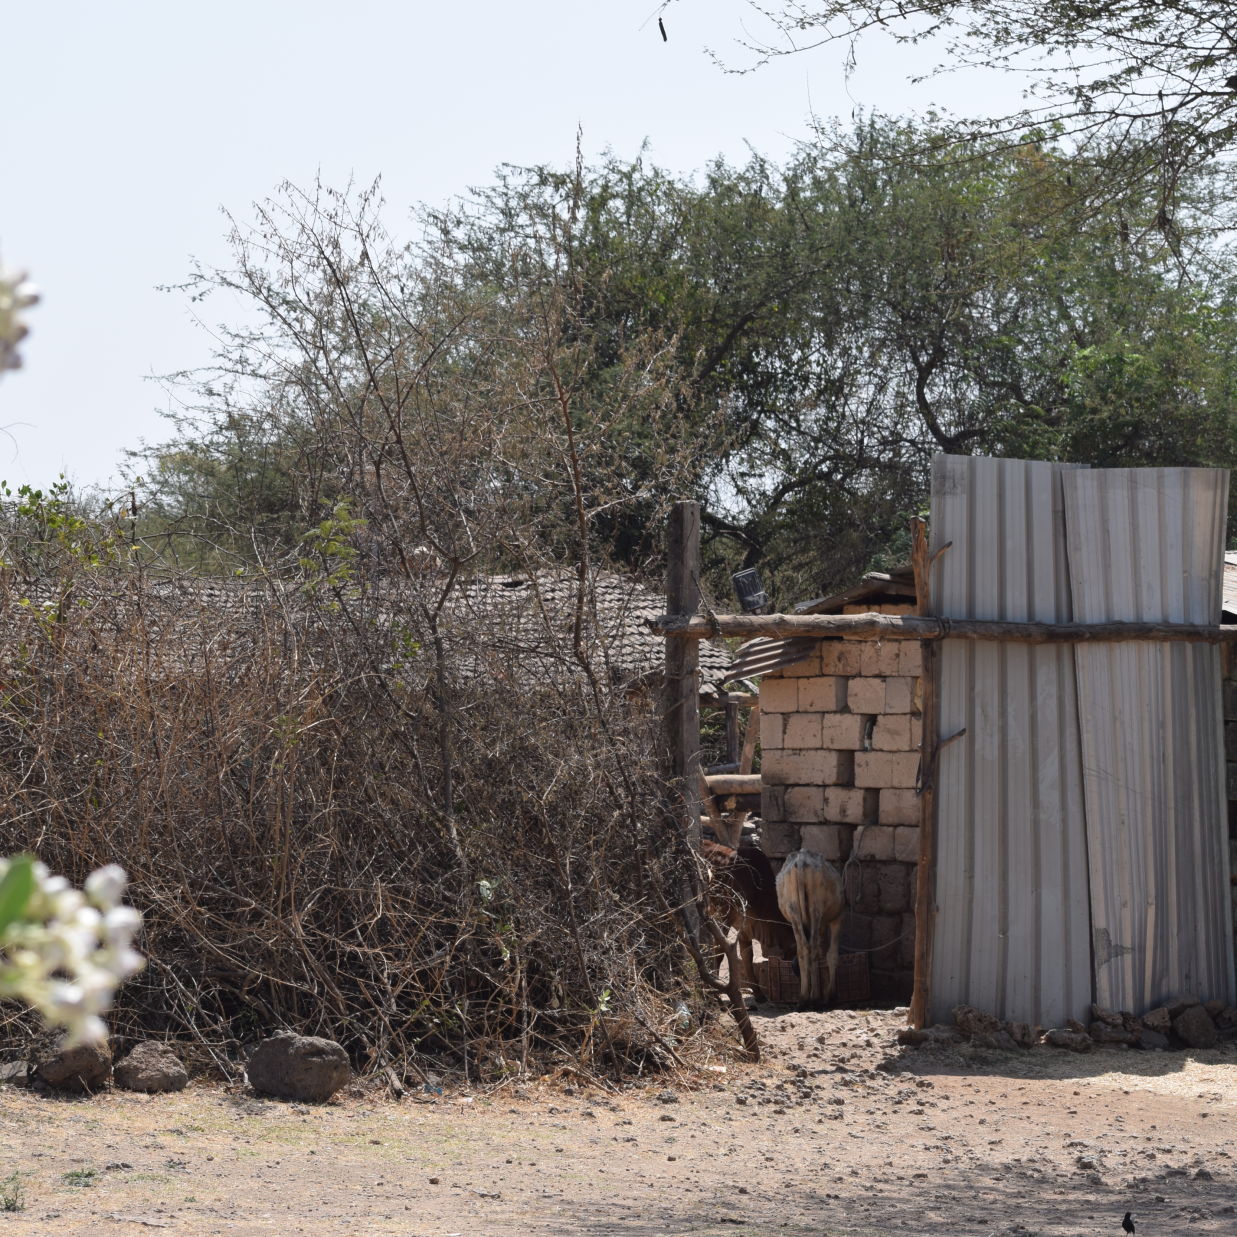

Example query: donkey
[775,848,845,1006]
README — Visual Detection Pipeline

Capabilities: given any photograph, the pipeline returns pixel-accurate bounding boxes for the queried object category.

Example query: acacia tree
[708,1,1237,228]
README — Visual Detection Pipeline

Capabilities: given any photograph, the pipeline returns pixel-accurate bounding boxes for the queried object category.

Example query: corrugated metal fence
[929,456,1235,1026]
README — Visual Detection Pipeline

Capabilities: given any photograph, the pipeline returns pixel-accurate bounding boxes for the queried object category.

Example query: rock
[1166,995,1199,1019]
[1089,1021,1138,1045]
[1043,1028,1092,1053]
[1194,1168,1214,1181]
[897,1027,929,1046]
[1003,1021,1036,1048]
[656,1089,679,1104]
[953,1005,1002,1037]
[1065,1018,1088,1034]
[1172,1004,1219,1049]
[246,1031,351,1102]
[1090,1004,1122,1027]
[1203,999,1225,1018]
[1120,1010,1142,1032]
[34,1040,112,1093]
[1215,1006,1237,1031]
[1138,1029,1170,1051]
[1142,1006,1172,1034]
[0,1060,28,1084]
[114,1042,188,1093]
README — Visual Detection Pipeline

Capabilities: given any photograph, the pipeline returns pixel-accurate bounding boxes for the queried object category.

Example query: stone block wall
[757,604,922,1003]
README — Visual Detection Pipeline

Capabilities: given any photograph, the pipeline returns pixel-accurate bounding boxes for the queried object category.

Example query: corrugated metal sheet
[1064,468,1236,1009]
[930,455,1094,1026]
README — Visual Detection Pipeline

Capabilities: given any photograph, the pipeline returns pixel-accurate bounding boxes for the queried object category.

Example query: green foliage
[0,1173,24,1212]
[134,120,1237,599]
[0,854,35,937]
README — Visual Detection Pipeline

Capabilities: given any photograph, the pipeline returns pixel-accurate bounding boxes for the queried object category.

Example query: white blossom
[0,265,39,373]
[0,856,144,1045]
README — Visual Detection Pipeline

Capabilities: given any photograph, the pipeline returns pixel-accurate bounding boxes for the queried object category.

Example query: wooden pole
[650,611,1237,645]
[664,501,702,851]
[909,518,937,1030]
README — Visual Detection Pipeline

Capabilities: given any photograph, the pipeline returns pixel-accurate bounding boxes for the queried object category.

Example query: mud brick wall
[757,604,922,1003]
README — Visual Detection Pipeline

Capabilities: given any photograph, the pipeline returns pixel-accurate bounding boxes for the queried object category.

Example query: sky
[2,1,1028,493]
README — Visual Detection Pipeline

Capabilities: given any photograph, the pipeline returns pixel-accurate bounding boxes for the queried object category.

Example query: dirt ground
[1,1007,1235,1236]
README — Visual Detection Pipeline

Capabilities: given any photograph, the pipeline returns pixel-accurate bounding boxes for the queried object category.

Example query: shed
[725,567,923,1003]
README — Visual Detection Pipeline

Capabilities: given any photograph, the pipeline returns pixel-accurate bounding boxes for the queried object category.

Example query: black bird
[1122,1213,1135,1235]
[658,16,667,42]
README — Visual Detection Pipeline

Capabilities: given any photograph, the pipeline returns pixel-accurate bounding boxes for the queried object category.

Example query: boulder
[1089,1021,1138,1046]
[1090,1004,1122,1027]
[114,1042,188,1093]
[952,1005,1002,1038]
[1137,1029,1170,1051]
[1172,1004,1219,1049]
[246,1031,350,1102]
[34,1040,112,1093]
[1141,1006,1172,1034]
[1003,1021,1037,1049]
[1043,1028,1092,1053]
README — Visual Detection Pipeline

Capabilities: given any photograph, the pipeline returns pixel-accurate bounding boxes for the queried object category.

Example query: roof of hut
[724,566,916,683]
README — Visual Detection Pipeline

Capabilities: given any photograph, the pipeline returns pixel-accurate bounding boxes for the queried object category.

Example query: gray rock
[1089,1021,1138,1045]
[953,1005,1002,1037]
[1090,1004,1122,1027]
[1166,995,1199,1019]
[34,1040,112,1093]
[1172,1004,1219,1049]
[1142,1006,1172,1034]
[246,1031,350,1102]
[1138,1029,1171,1051]
[0,1060,28,1084]
[1003,1021,1036,1048]
[114,1042,188,1093]
[1043,1028,1093,1053]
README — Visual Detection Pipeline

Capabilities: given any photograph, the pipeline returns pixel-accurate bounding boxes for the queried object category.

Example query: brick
[821,712,867,750]
[872,714,912,751]
[854,824,895,861]
[799,823,849,861]
[783,713,822,749]
[877,862,911,914]
[760,678,800,713]
[894,825,921,862]
[762,749,853,786]
[847,676,885,714]
[760,820,800,857]
[819,641,863,676]
[898,642,924,676]
[877,603,915,616]
[759,711,784,750]
[851,863,882,912]
[785,785,826,823]
[798,676,847,711]
[884,676,916,713]
[879,787,920,825]
[842,603,869,615]
[780,650,822,677]
[871,913,903,968]
[824,785,879,824]
[841,910,873,951]
[760,784,785,822]
[854,751,920,789]
[861,641,904,677]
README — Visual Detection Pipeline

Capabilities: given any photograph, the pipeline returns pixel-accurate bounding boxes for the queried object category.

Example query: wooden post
[910,517,938,1030]
[664,501,702,850]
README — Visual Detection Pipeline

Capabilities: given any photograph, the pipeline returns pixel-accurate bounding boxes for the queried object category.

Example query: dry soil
[2,1008,1235,1236]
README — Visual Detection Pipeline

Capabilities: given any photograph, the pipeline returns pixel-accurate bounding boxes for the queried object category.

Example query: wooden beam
[705,773,763,796]
[664,501,702,851]
[651,611,1237,644]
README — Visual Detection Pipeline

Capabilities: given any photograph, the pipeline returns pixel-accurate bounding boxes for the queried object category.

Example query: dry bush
[0,557,702,1079]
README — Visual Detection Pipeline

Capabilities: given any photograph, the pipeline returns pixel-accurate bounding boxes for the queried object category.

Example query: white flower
[0,265,39,373]
[0,858,145,1045]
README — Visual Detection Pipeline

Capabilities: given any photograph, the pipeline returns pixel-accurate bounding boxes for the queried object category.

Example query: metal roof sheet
[1064,467,1235,1009]
[929,455,1093,1027]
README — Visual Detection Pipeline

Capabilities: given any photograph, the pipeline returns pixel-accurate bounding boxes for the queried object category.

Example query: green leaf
[0,855,37,937]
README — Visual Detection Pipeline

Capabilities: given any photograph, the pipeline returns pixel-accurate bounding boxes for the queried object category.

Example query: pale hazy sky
[3,1,1025,492]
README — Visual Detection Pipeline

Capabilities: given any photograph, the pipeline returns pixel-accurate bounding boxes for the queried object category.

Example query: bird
[1122,1213,1135,1235]
[658,16,667,41]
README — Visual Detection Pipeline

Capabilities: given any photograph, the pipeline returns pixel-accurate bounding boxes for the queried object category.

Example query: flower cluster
[0,857,144,1045]
[0,266,39,373]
